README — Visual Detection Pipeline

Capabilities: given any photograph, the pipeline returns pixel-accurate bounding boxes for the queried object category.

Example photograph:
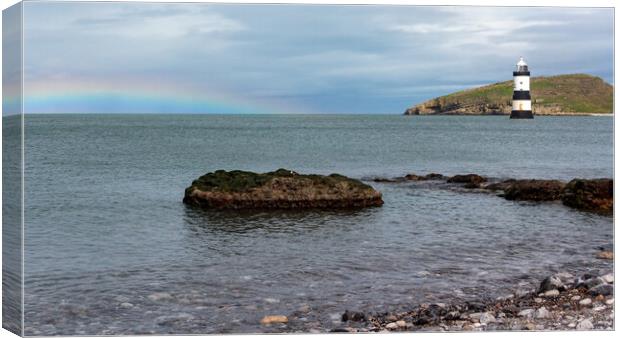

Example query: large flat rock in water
[183,169,383,210]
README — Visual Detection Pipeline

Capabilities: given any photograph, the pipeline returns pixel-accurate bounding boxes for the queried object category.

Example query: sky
[4,1,615,114]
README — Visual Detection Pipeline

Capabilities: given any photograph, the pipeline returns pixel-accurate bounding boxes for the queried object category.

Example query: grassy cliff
[404,74,613,115]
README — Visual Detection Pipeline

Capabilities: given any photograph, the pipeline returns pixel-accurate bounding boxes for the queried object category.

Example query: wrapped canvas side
[2,1,24,336]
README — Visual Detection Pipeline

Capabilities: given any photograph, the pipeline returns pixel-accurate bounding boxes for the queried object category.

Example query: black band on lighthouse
[513,71,530,76]
[512,91,531,100]
[510,110,533,119]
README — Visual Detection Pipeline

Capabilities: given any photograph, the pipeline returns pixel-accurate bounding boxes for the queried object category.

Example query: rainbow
[15,78,304,115]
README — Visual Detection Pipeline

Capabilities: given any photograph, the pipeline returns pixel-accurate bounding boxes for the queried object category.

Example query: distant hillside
[404,74,613,115]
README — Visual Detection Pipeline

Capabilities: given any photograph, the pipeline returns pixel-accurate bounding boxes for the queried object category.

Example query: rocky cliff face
[404,74,613,116]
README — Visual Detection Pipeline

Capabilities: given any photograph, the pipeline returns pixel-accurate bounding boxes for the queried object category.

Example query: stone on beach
[543,289,560,297]
[385,322,399,330]
[589,284,613,297]
[535,307,550,319]
[576,319,594,330]
[538,275,565,293]
[183,169,383,209]
[579,298,592,306]
[601,273,614,284]
[518,309,535,318]
[479,312,496,324]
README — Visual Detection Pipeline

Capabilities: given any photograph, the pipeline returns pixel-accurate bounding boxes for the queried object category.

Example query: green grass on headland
[404,74,613,115]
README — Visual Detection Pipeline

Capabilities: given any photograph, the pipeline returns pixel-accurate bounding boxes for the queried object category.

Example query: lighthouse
[510,57,533,119]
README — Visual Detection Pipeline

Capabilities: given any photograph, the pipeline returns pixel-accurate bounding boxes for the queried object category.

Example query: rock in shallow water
[183,169,383,209]
[447,174,487,185]
[562,178,613,214]
[538,275,565,293]
[341,310,366,322]
[260,315,288,325]
[589,284,614,297]
[596,251,614,260]
[503,180,566,201]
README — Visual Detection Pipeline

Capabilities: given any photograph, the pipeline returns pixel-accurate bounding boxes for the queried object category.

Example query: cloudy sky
[9,2,615,114]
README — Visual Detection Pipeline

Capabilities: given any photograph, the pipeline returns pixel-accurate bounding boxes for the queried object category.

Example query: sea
[18,114,613,335]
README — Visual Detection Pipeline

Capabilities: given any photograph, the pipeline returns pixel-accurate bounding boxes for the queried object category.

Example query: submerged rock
[260,315,288,325]
[424,173,447,180]
[562,178,613,214]
[596,251,614,260]
[484,179,517,191]
[503,180,566,201]
[404,173,425,181]
[183,169,383,209]
[447,174,487,185]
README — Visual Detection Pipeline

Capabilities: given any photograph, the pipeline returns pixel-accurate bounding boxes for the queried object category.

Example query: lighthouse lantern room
[510,57,534,119]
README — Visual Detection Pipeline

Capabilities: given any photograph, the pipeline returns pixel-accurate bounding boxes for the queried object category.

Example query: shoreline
[345,269,614,332]
[405,113,613,117]
[275,264,614,333]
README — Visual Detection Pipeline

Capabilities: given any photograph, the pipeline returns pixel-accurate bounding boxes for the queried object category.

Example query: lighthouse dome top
[515,56,529,73]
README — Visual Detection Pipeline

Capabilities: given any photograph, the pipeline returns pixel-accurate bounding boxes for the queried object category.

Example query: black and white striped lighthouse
[510,57,534,119]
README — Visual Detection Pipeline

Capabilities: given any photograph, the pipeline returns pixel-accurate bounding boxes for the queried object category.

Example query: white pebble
[605,298,614,305]
[576,319,594,330]
[579,298,592,306]
[479,312,495,324]
[535,307,550,319]
[544,289,560,297]
[385,322,398,330]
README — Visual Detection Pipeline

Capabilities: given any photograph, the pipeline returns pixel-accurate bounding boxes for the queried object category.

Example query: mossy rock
[184,169,383,210]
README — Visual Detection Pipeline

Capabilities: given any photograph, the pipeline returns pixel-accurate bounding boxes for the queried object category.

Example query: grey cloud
[21,2,613,114]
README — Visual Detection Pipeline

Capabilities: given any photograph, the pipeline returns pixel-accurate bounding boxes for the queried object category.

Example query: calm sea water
[23,114,613,335]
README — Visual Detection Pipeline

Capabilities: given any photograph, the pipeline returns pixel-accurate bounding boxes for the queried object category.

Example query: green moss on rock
[184,169,383,210]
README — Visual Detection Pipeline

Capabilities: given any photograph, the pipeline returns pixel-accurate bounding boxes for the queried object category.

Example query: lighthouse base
[510,110,534,119]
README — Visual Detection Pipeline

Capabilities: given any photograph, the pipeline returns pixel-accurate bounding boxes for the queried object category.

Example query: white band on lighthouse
[513,76,530,91]
[512,100,531,111]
